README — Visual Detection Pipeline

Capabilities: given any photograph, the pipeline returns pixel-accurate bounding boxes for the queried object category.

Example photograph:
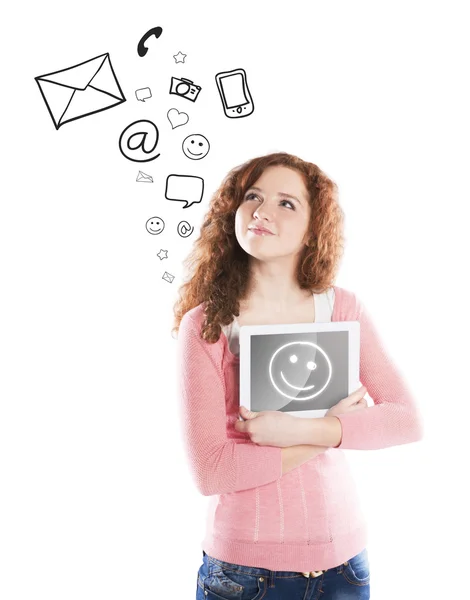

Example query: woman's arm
[320,293,424,450]
[177,310,283,496]
[281,445,327,475]
[298,416,343,448]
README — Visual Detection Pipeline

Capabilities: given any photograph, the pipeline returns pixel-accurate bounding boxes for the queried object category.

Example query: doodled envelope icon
[35,53,126,129]
[162,271,175,283]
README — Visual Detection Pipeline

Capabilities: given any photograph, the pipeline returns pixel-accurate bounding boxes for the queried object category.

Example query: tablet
[239,321,360,418]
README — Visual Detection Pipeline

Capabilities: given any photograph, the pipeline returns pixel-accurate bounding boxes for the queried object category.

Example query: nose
[253,201,273,222]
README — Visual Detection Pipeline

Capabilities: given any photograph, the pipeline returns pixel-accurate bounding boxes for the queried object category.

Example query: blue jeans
[196,547,370,599]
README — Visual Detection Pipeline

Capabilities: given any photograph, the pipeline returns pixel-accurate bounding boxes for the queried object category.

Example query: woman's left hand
[234,405,302,448]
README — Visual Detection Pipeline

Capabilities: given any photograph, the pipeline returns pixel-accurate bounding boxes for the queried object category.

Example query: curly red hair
[172,151,345,343]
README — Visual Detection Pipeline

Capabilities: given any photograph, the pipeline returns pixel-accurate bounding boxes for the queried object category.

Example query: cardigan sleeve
[334,294,424,450]
[176,311,283,496]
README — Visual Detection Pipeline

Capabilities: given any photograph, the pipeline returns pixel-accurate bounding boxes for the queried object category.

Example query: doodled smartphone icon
[215,68,254,118]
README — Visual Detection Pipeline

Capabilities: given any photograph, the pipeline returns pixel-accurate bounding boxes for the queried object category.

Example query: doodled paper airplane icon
[136,171,153,183]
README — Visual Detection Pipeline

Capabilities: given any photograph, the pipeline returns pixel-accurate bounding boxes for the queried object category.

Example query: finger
[342,387,367,407]
[350,385,367,399]
[353,398,368,410]
[239,406,257,419]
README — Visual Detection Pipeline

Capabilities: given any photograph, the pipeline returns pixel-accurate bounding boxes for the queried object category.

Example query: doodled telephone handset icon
[215,68,254,118]
[137,27,163,57]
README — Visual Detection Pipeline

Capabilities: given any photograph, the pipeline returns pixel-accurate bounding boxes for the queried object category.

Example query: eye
[244,193,295,210]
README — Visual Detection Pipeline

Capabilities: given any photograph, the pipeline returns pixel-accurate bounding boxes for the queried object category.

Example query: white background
[2,1,469,598]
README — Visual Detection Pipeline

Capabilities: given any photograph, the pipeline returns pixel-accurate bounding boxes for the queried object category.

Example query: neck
[242,258,311,312]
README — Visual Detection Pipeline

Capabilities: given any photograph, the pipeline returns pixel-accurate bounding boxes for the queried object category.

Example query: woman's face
[235,165,312,262]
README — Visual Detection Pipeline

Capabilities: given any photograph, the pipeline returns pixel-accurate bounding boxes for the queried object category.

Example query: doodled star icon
[173,51,187,63]
[157,249,168,260]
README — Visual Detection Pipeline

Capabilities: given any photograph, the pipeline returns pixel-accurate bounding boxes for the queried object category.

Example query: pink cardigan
[176,285,423,571]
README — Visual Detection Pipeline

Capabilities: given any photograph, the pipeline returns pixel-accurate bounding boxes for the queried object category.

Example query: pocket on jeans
[203,565,266,600]
[341,547,370,586]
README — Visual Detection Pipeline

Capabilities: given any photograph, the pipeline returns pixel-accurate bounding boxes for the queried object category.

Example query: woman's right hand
[325,385,369,418]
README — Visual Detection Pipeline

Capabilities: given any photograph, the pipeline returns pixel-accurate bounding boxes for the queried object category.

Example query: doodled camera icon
[169,77,201,102]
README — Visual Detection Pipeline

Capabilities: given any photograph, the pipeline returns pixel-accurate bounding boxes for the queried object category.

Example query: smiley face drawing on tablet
[268,340,333,401]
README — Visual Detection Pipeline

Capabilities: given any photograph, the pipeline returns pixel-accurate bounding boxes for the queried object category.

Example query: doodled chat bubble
[135,87,152,102]
[165,174,204,209]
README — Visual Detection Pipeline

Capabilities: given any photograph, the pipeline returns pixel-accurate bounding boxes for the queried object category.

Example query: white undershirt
[221,287,336,356]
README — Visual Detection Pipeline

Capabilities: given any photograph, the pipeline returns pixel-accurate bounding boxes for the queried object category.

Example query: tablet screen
[250,331,350,413]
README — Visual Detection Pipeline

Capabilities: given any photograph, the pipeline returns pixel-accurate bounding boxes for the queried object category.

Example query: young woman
[173,152,423,599]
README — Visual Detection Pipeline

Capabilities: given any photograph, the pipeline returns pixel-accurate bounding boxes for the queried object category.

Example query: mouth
[280,371,315,391]
[248,226,274,235]
[187,149,203,156]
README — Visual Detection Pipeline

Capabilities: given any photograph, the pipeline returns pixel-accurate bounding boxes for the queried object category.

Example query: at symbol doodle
[119,120,161,162]
[177,221,194,238]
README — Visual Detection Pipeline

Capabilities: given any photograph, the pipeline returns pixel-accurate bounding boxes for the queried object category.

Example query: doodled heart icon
[167,108,189,129]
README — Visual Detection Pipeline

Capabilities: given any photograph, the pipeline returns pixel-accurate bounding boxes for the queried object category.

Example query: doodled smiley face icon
[268,340,332,401]
[146,217,165,235]
[182,134,210,160]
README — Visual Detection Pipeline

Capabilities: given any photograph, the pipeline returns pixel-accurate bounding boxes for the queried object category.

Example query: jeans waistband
[202,550,348,578]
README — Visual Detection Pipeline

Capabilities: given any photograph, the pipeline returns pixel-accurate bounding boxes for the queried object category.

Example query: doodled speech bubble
[135,87,152,102]
[165,174,204,209]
